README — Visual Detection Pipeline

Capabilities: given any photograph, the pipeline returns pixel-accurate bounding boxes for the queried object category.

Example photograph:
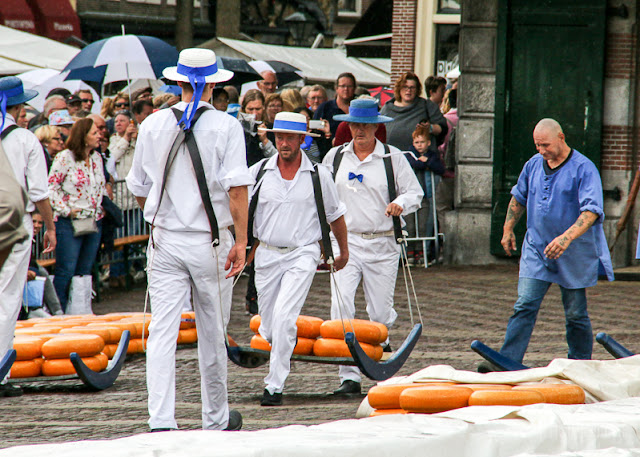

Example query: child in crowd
[211,88,230,112]
[404,124,445,265]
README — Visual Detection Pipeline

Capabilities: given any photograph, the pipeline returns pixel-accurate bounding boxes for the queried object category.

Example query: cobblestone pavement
[1,263,638,449]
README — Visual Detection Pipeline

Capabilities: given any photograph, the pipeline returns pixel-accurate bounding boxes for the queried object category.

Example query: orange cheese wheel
[86,324,124,343]
[33,321,88,329]
[320,319,388,345]
[313,338,383,361]
[127,339,147,354]
[42,355,104,376]
[95,352,109,370]
[455,384,513,392]
[177,328,198,344]
[10,359,42,378]
[102,322,137,337]
[105,312,149,320]
[399,386,473,413]
[469,389,545,406]
[181,312,195,329]
[117,320,150,338]
[250,335,317,356]
[15,326,62,336]
[41,334,105,359]
[249,315,324,339]
[512,384,585,404]
[61,327,112,343]
[103,343,118,359]
[13,336,44,361]
[368,384,438,409]
[370,409,408,417]
[249,315,261,333]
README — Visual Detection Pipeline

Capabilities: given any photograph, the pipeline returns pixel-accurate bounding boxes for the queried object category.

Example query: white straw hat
[258,112,320,137]
[162,48,233,84]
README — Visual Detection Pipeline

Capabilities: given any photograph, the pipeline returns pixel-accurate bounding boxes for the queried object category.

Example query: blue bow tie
[348,172,363,183]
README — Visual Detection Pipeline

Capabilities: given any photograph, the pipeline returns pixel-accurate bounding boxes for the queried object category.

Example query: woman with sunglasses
[103,93,130,136]
[34,125,65,171]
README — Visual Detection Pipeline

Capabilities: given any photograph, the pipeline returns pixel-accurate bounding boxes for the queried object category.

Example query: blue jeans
[500,277,592,363]
[53,217,103,311]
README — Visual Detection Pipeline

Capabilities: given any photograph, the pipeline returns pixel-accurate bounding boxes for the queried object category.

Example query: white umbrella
[18,69,101,113]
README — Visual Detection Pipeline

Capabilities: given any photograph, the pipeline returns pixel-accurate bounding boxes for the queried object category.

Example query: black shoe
[260,389,283,406]
[383,344,393,353]
[246,297,258,315]
[333,380,361,396]
[0,383,23,397]
[150,428,176,433]
[224,409,243,430]
[477,360,501,373]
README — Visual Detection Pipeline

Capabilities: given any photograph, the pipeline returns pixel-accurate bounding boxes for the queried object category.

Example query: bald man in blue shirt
[484,118,614,370]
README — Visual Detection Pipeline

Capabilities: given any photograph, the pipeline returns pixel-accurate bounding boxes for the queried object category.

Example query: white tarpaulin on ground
[0,25,80,75]
[4,357,640,457]
[201,37,390,86]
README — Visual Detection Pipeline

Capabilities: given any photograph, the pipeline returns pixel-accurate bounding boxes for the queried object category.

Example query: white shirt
[1,113,49,213]
[250,153,346,248]
[322,139,423,233]
[126,101,254,242]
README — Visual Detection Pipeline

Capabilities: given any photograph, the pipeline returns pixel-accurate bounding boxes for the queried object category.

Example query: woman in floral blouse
[48,118,106,310]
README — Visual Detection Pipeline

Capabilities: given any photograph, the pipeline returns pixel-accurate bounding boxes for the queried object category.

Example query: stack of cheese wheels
[248,315,321,356]
[177,312,197,345]
[40,334,107,376]
[314,319,386,361]
[367,381,585,415]
[11,335,46,378]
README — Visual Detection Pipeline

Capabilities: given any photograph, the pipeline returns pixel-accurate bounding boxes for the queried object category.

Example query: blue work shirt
[512,149,614,289]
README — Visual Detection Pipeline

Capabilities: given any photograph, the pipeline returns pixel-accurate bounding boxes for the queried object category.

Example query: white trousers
[330,233,400,383]
[146,229,233,430]
[255,243,320,394]
[0,216,32,383]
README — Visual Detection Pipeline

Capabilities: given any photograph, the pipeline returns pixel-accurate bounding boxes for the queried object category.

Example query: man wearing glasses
[313,72,357,142]
[76,90,95,112]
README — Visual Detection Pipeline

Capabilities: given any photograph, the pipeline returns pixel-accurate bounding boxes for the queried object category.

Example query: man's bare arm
[225,186,249,278]
[135,196,147,211]
[501,197,525,256]
[544,211,598,260]
[329,215,348,271]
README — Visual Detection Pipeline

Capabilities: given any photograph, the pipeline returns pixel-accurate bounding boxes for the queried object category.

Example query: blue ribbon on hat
[348,106,380,118]
[0,84,23,132]
[348,172,363,183]
[176,62,218,130]
[272,119,308,133]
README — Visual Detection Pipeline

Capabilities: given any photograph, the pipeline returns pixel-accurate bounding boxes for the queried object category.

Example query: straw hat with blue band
[0,76,37,131]
[333,98,393,124]
[258,112,320,137]
[162,48,234,130]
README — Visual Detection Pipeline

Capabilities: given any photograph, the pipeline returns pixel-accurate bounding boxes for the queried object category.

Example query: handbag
[71,217,98,237]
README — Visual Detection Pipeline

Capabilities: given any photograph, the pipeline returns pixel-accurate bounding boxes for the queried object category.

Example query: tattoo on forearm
[505,198,525,225]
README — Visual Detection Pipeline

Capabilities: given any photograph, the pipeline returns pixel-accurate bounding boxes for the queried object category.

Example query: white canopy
[200,37,390,86]
[0,25,80,75]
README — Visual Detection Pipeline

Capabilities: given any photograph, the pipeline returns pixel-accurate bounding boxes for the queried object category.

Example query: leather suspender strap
[331,145,346,180]
[311,164,334,262]
[1,124,19,141]
[247,158,269,246]
[150,106,213,247]
[382,143,403,244]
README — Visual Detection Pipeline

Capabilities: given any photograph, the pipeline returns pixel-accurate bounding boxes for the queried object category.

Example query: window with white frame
[338,0,362,17]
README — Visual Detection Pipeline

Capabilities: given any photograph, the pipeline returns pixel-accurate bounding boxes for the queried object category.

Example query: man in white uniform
[251,112,349,406]
[0,76,56,397]
[322,98,423,395]
[126,49,252,431]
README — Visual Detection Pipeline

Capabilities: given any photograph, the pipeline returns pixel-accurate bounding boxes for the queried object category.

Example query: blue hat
[258,112,320,137]
[333,98,393,124]
[0,76,38,131]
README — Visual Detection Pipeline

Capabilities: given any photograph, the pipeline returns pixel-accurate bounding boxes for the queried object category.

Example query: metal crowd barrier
[404,170,445,269]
